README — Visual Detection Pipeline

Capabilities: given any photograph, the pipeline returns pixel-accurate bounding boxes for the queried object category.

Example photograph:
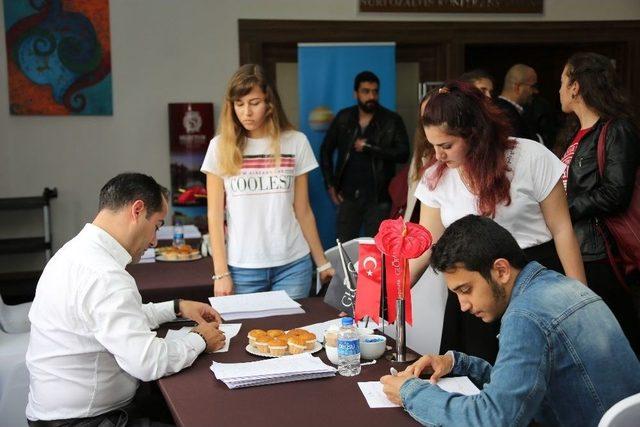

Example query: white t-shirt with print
[414,138,565,249]
[201,130,318,268]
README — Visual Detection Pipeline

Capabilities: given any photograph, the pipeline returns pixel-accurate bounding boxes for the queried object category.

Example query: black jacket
[319,105,409,201]
[566,118,639,261]
[494,97,536,140]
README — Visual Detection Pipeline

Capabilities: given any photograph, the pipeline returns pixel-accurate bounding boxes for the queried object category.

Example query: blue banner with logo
[298,42,396,249]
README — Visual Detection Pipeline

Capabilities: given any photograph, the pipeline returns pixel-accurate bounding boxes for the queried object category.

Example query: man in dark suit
[495,64,538,140]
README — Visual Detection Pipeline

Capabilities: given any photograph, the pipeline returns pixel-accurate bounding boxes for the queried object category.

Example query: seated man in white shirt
[26,173,226,426]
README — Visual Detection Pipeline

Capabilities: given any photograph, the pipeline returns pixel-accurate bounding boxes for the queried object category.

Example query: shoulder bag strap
[594,120,631,293]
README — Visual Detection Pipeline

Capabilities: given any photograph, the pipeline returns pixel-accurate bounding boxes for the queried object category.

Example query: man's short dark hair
[354,71,380,91]
[98,173,169,217]
[458,69,494,85]
[431,215,528,282]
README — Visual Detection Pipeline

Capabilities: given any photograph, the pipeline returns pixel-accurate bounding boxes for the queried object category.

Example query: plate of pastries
[246,328,322,357]
[156,244,202,261]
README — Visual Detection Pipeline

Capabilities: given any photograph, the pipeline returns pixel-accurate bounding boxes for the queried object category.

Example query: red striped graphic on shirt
[561,128,591,190]
[242,154,296,169]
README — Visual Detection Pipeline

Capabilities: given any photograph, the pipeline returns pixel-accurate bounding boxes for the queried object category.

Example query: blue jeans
[229,254,313,300]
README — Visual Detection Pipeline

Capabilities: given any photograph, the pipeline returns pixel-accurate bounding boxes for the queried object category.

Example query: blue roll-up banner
[298,42,396,250]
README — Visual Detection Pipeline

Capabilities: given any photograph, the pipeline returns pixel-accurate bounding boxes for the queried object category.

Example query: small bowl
[357,327,375,337]
[325,344,340,365]
[359,334,387,360]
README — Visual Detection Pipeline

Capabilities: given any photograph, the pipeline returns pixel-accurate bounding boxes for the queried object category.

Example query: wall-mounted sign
[359,0,543,14]
[168,103,214,230]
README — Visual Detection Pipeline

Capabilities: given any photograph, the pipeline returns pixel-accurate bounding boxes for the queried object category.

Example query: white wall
[1,0,640,271]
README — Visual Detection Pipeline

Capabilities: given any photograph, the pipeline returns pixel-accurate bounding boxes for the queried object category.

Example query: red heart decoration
[374,217,432,259]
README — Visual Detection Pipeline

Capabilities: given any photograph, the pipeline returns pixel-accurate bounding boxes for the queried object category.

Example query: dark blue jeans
[336,197,390,242]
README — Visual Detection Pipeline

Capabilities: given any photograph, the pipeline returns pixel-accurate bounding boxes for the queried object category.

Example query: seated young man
[381,215,640,427]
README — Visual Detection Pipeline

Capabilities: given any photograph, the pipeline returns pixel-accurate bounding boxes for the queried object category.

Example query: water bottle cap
[341,317,354,326]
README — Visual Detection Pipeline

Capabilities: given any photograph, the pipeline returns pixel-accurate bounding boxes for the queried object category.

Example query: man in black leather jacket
[320,71,409,241]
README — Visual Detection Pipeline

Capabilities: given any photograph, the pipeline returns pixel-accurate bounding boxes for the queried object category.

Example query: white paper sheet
[436,376,481,396]
[157,225,201,240]
[357,376,480,409]
[164,323,242,353]
[209,290,304,320]
[210,353,336,389]
[357,382,400,408]
[138,248,156,263]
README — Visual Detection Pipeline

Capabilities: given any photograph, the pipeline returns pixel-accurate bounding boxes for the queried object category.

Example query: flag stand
[385,257,418,363]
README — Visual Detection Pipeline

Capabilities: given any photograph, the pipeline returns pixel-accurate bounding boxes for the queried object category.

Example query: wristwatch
[173,299,181,317]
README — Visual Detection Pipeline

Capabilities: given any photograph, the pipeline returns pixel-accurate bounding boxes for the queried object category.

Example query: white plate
[156,253,203,262]
[245,342,323,358]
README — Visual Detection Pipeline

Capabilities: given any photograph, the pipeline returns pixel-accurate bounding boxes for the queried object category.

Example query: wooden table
[157,297,420,427]
[127,256,213,303]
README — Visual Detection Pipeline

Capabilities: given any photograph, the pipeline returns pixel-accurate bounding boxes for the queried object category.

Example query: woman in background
[390,93,435,223]
[411,81,585,362]
[201,64,334,299]
[558,52,639,352]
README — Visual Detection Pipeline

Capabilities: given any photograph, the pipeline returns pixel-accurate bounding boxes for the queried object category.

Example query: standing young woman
[201,64,334,298]
[391,94,435,223]
[558,52,639,352]
[410,81,586,362]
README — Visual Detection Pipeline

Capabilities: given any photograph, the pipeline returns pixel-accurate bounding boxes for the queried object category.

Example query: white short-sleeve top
[201,130,318,268]
[415,138,565,249]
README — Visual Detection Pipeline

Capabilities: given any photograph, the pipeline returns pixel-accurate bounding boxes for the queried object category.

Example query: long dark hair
[422,80,515,217]
[556,52,637,153]
[410,91,436,184]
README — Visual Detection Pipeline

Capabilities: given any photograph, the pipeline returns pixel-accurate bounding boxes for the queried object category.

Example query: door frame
[238,19,640,98]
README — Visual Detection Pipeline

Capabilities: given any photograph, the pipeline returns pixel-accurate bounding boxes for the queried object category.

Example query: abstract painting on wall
[3,0,112,115]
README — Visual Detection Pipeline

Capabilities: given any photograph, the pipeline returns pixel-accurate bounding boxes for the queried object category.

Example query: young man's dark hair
[98,172,169,217]
[431,214,528,282]
[458,69,494,85]
[353,70,380,91]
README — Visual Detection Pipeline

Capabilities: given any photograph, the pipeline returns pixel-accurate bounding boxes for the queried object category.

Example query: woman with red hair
[410,81,585,362]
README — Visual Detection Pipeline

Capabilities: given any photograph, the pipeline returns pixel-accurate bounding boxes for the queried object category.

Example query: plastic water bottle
[173,221,185,247]
[337,317,361,376]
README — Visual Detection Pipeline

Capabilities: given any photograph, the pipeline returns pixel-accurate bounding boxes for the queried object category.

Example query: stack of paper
[139,248,156,263]
[164,323,242,353]
[209,290,305,320]
[210,353,336,389]
[157,225,202,241]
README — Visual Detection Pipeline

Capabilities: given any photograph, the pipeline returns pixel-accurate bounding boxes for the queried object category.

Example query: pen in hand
[390,367,398,376]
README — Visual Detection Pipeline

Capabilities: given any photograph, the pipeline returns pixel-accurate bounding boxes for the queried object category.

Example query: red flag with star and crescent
[354,218,432,325]
[354,242,383,323]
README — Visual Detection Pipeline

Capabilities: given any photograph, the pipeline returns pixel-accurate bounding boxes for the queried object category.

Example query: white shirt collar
[499,95,524,114]
[82,223,132,267]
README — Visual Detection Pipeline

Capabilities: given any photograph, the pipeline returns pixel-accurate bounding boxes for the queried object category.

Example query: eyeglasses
[519,82,539,90]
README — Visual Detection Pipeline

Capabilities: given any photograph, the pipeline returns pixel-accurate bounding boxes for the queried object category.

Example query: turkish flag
[384,255,412,325]
[354,243,383,323]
